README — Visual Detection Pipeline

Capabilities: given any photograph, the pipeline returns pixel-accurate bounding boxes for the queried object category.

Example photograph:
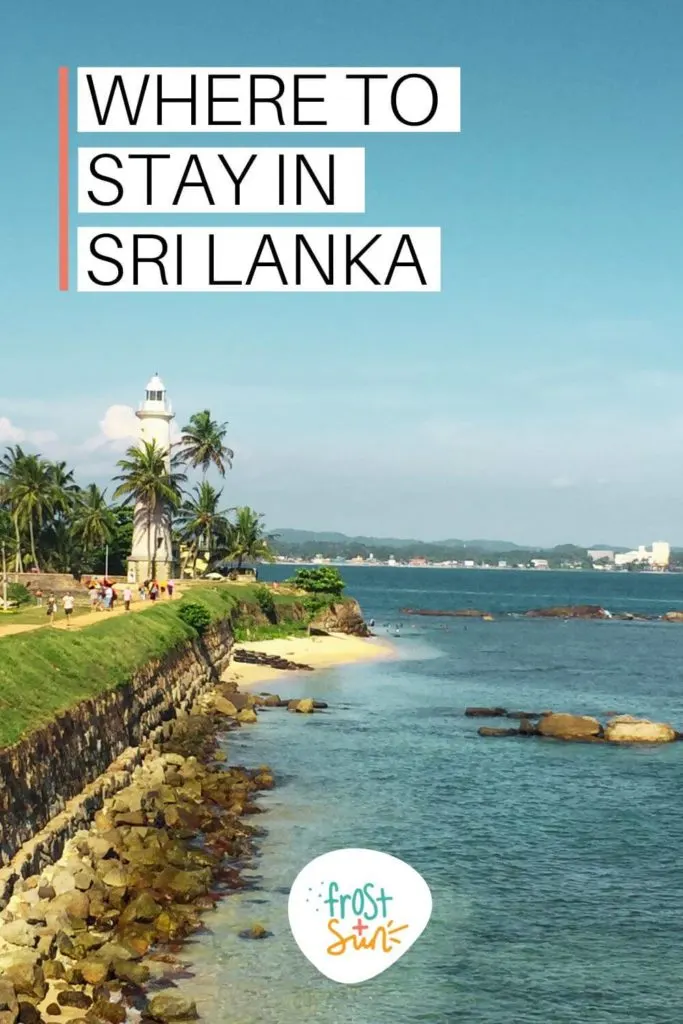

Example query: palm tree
[224,506,276,569]
[48,460,81,517]
[10,454,56,569]
[176,481,231,577]
[72,484,115,555]
[0,445,27,571]
[178,410,234,478]
[113,440,185,578]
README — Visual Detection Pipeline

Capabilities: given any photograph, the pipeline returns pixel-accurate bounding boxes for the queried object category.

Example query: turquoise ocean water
[178,568,683,1023]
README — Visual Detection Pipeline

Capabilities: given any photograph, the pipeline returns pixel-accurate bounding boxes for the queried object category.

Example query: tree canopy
[0,408,273,579]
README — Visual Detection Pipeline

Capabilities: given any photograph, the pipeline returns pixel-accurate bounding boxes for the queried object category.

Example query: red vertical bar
[58,67,69,291]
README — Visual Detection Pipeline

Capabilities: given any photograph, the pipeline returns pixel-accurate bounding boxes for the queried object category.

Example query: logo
[288,847,432,984]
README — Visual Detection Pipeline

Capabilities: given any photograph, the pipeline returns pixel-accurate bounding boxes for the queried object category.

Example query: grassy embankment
[0,584,312,748]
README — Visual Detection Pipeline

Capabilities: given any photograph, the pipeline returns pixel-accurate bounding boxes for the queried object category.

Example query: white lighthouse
[127,374,176,584]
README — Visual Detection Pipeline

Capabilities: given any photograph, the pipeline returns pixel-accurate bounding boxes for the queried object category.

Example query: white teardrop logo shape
[287,847,432,984]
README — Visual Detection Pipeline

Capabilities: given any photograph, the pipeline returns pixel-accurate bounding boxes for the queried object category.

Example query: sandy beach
[222,632,395,687]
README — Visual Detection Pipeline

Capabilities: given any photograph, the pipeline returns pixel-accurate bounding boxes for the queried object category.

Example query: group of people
[87,576,175,613]
[45,592,74,625]
[137,579,175,603]
[38,575,176,627]
[88,580,120,612]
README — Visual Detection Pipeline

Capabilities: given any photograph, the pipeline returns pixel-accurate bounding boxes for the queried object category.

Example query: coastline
[0,631,385,1018]
[223,632,396,687]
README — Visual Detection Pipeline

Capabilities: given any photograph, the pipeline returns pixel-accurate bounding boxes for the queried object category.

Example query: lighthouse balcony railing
[138,400,174,414]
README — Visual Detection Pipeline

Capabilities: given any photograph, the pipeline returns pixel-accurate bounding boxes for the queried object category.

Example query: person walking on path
[46,594,57,626]
[167,579,175,598]
[123,586,132,612]
[62,593,74,626]
[35,589,43,607]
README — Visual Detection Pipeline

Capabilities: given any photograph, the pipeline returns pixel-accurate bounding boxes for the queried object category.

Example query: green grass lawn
[0,585,309,748]
[0,601,92,626]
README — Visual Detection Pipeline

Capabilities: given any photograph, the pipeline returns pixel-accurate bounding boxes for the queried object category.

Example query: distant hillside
[272,529,587,561]
[273,529,523,551]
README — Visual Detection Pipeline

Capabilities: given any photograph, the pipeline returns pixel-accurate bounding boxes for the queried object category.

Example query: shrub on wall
[254,585,277,622]
[177,601,212,635]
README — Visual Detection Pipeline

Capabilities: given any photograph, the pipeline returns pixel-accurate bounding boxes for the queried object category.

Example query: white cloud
[0,417,25,443]
[0,417,58,446]
[102,405,140,443]
[83,404,182,453]
[83,404,139,452]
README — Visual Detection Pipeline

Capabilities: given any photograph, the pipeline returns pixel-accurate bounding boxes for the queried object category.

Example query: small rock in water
[478,727,520,737]
[147,993,199,1021]
[518,718,538,736]
[287,698,315,714]
[465,707,507,718]
[537,713,602,740]
[239,922,271,940]
[605,717,676,743]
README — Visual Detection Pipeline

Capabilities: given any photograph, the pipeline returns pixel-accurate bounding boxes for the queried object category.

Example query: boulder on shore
[604,716,676,743]
[538,713,602,740]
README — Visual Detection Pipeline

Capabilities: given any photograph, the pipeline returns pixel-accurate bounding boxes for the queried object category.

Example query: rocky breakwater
[0,673,334,1022]
[400,608,490,618]
[0,708,276,1024]
[401,605,681,622]
[0,619,235,876]
[467,707,680,744]
[201,679,328,719]
[525,605,608,619]
[231,650,314,672]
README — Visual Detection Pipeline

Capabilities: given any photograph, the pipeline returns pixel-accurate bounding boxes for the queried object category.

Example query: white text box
[77,227,441,292]
[78,147,365,213]
[77,67,460,133]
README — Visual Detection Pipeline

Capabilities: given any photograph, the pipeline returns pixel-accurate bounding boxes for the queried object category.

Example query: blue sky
[1,0,682,546]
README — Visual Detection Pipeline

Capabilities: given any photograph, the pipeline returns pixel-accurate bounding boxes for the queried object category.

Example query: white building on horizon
[127,374,175,584]
[614,541,670,569]
[588,549,615,563]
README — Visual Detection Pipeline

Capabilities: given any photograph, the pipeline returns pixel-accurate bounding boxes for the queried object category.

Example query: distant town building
[652,541,671,567]
[531,559,549,569]
[614,542,670,568]
[588,549,615,563]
